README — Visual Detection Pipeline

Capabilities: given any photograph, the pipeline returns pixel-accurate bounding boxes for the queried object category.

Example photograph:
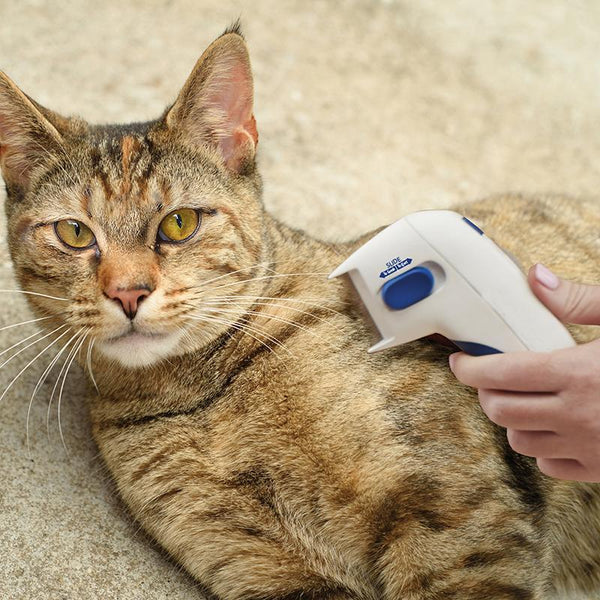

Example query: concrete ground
[0,1,599,598]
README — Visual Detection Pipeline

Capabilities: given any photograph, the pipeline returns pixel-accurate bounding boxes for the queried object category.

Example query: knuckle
[478,388,492,407]
[484,358,516,390]
[507,429,530,455]
[532,352,553,378]
[536,458,571,480]
[480,391,515,426]
[564,404,587,432]
[479,392,503,423]
[455,357,478,385]
[562,283,588,322]
[487,401,507,425]
[536,458,555,477]
[532,352,563,389]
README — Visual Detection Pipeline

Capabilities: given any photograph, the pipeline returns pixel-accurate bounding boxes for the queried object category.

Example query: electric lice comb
[329,210,575,355]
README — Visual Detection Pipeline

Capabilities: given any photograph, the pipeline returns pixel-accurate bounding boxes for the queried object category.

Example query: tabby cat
[1,24,599,600]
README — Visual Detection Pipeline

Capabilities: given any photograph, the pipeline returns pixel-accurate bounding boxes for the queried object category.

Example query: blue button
[381,266,434,310]
[462,216,484,235]
[452,340,502,355]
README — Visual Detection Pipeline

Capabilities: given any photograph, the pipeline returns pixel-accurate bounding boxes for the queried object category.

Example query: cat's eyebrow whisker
[26,328,81,458]
[47,329,87,445]
[0,315,53,333]
[0,327,72,406]
[0,289,69,302]
[57,331,89,454]
[0,323,69,370]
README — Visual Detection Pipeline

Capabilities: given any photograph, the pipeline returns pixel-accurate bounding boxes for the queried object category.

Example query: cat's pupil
[175,214,183,229]
[73,221,81,237]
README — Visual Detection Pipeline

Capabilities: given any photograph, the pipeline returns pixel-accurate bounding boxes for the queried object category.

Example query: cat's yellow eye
[54,219,96,249]
[158,209,200,243]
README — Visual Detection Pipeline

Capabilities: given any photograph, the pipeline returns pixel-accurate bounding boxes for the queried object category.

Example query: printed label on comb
[380,257,412,278]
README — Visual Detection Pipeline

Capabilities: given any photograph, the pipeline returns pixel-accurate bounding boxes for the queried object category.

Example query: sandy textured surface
[0,1,599,598]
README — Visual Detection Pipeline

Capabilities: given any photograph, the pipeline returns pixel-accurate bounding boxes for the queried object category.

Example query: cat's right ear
[0,71,65,194]
[163,28,258,174]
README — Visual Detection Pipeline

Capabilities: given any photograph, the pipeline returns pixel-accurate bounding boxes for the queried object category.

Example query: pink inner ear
[206,61,258,170]
[0,103,60,187]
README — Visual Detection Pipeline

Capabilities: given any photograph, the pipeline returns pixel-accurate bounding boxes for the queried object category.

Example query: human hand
[449,263,600,482]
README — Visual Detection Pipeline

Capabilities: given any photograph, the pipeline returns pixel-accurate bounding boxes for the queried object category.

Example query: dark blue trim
[452,340,503,356]
[462,216,484,235]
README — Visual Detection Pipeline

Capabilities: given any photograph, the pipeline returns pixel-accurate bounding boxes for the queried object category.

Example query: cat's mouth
[97,327,184,368]
[107,329,170,343]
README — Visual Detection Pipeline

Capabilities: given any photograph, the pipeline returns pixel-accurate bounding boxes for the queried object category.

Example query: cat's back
[459,194,600,301]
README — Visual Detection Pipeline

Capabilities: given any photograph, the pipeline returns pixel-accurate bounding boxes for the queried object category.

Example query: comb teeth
[328,263,350,280]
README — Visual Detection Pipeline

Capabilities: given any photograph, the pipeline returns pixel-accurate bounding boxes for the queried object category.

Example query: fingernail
[534,263,559,290]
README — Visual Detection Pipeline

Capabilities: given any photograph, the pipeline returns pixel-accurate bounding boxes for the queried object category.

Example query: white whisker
[0,323,69,370]
[0,329,52,361]
[194,261,274,288]
[86,338,98,393]
[187,312,292,359]
[206,271,329,294]
[0,327,71,406]
[199,295,345,317]
[208,312,294,356]
[0,315,53,333]
[0,289,69,302]
[193,259,332,291]
[191,305,333,347]
[57,331,88,453]
[26,329,78,457]
[205,294,342,305]
[46,329,85,441]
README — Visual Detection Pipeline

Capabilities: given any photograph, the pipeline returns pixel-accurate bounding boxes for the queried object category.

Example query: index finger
[449,350,565,392]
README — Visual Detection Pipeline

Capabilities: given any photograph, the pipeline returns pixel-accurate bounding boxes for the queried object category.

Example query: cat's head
[0,26,267,368]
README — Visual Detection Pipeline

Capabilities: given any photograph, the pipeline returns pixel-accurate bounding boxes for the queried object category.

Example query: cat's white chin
[97,330,184,368]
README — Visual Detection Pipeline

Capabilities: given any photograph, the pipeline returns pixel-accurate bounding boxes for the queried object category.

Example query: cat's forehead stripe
[87,134,157,206]
[120,135,141,197]
[121,135,138,171]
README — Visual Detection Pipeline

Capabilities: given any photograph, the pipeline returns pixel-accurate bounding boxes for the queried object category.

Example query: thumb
[528,263,600,325]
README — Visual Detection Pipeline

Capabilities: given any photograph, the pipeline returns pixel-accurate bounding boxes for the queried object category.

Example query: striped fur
[1,27,599,600]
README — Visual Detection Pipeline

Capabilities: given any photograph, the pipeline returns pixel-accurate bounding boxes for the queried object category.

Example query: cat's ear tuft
[165,29,258,174]
[221,19,244,39]
[0,71,65,193]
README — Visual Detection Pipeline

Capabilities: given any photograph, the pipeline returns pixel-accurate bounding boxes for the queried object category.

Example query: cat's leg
[172,537,364,600]
[97,429,372,599]
[374,521,549,599]
[136,488,369,600]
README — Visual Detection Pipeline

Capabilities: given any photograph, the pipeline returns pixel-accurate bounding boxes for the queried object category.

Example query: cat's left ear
[164,27,258,174]
[0,71,65,193]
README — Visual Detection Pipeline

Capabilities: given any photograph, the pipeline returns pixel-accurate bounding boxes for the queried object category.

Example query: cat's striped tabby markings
[0,23,599,600]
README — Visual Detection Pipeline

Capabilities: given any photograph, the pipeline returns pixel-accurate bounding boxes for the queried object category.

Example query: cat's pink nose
[105,286,151,320]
